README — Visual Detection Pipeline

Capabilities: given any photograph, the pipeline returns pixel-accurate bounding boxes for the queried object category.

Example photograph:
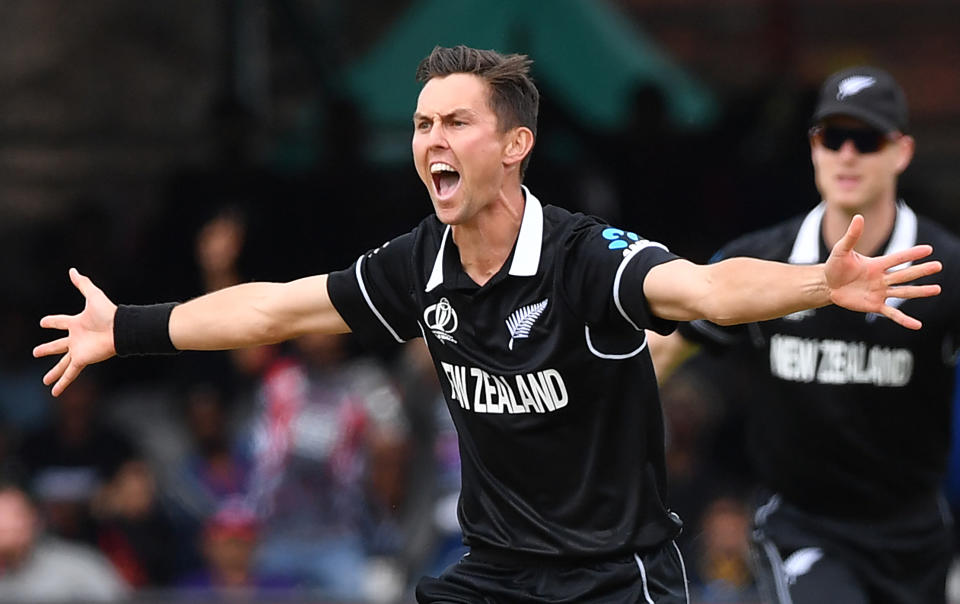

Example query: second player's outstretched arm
[646,330,700,384]
[643,215,941,329]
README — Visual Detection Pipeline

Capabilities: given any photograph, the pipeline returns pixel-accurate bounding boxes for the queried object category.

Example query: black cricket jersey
[680,201,960,518]
[328,187,683,559]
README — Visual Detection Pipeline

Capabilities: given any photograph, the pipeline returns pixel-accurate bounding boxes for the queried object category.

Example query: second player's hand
[825,215,942,329]
[33,268,118,397]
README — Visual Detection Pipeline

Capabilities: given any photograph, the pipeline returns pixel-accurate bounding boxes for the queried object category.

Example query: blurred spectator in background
[0,477,129,602]
[658,359,757,600]
[693,496,757,603]
[244,331,411,602]
[17,371,137,545]
[660,367,725,541]
[191,203,419,601]
[0,306,52,440]
[91,458,177,588]
[177,496,294,598]
[193,207,281,385]
[171,383,252,518]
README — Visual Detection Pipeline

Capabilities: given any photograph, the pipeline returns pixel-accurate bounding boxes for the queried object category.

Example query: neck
[822,197,898,255]
[453,186,525,286]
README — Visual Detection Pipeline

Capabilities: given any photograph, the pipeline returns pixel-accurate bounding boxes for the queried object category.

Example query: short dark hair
[416,45,539,176]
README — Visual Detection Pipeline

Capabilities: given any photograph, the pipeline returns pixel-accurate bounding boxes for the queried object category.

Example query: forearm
[168,275,348,351]
[697,258,830,325]
[645,257,831,325]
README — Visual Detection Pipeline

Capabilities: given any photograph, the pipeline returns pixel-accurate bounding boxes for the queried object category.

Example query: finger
[52,360,83,398]
[43,352,71,386]
[886,284,941,300]
[39,314,73,330]
[834,214,864,254]
[33,337,69,358]
[881,305,922,331]
[884,260,942,285]
[881,245,934,270]
[69,267,103,299]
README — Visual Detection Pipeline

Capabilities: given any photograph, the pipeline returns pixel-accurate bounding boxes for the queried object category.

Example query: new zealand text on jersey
[440,362,569,414]
[769,334,913,386]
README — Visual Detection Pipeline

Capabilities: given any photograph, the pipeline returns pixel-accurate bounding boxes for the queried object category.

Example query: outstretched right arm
[169,274,348,350]
[33,268,348,396]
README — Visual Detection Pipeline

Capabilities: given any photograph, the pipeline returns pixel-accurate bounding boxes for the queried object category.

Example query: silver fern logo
[783,548,823,585]
[837,76,875,99]
[505,299,548,350]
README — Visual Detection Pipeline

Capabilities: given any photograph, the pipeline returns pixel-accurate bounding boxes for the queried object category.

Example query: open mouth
[430,162,461,199]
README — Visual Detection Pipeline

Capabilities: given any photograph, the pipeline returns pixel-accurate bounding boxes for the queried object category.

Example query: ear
[809,136,818,166]
[893,135,915,175]
[503,126,535,169]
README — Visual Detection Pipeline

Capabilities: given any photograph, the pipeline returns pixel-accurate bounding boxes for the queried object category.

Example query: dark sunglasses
[809,125,900,154]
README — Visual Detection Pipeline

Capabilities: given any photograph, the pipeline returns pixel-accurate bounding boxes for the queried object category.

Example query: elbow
[248,292,294,345]
[709,314,741,327]
[699,309,738,326]
[695,295,742,327]
[251,313,287,345]
[690,266,744,326]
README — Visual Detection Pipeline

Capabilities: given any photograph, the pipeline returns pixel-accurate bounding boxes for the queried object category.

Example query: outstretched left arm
[643,215,941,329]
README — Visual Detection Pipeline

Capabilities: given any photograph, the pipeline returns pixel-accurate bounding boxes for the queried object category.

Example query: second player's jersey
[328,188,683,559]
[680,201,960,517]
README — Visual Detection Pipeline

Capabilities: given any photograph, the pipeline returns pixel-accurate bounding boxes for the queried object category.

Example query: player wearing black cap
[650,66,960,604]
[35,50,942,603]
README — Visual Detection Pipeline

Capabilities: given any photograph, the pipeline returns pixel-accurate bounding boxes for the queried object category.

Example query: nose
[836,138,860,160]
[425,119,449,148]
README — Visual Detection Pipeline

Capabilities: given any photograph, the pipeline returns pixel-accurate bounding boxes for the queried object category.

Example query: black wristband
[113,303,180,357]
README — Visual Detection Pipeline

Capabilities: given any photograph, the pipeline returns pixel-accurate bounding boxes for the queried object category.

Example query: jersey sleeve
[561,220,680,334]
[327,231,422,349]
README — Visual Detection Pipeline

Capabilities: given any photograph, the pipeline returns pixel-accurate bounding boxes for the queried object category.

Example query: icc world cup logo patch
[424,297,459,344]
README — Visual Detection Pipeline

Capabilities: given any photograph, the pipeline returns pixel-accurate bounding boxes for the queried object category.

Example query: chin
[827,193,868,211]
[432,205,461,225]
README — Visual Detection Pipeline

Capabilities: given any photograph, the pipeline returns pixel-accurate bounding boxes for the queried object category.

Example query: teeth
[430,162,457,174]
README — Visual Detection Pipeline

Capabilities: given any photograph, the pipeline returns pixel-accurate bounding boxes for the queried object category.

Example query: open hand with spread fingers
[825,215,941,329]
[33,268,118,397]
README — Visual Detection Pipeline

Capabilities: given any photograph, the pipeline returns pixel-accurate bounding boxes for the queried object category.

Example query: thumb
[834,215,864,255]
[69,267,100,299]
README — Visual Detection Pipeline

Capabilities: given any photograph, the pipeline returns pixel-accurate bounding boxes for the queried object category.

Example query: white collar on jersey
[788,200,917,270]
[425,186,544,292]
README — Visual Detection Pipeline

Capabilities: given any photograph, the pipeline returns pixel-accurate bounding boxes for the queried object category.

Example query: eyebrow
[412,108,477,122]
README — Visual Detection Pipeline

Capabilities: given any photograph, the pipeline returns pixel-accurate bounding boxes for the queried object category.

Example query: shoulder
[543,204,594,234]
[915,215,960,289]
[387,214,443,251]
[542,206,605,256]
[356,215,441,267]
[543,205,654,249]
[916,214,960,256]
